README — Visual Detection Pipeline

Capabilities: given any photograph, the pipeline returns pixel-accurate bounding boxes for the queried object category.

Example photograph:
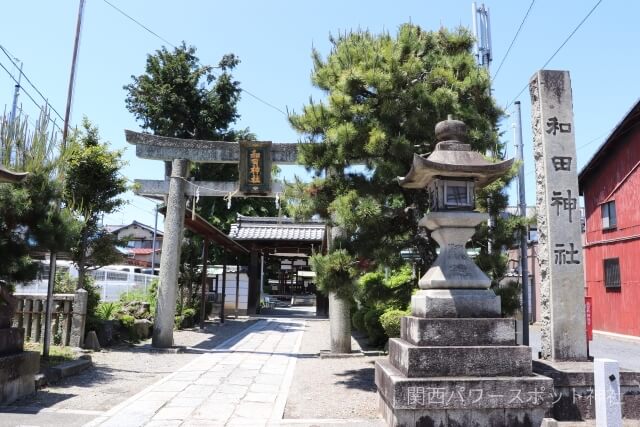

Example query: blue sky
[0,0,634,230]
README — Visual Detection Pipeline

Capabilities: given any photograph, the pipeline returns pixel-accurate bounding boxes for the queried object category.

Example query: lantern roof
[0,166,28,184]
[399,116,513,189]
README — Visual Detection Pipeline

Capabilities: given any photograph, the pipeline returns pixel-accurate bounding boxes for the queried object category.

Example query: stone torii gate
[125,130,300,348]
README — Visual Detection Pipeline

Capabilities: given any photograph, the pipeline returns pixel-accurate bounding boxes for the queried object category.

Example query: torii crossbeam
[125,130,302,348]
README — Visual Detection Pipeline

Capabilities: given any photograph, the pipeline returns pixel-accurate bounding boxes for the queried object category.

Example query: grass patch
[24,342,76,367]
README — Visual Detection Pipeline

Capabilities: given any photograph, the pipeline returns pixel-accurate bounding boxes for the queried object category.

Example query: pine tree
[288,24,513,282]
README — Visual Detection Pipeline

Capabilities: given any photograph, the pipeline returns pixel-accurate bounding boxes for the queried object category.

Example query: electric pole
[9,61,23,124]
[7,60,23,165]
[514,101,530,345]
[62,0,86,148]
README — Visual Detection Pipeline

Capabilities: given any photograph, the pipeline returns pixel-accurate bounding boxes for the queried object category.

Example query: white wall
[216,273,248,313]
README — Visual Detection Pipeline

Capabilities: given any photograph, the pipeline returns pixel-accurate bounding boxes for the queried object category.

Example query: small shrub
[119,314,135,330]
[380,308,410,338]
[54,272,76,293]
[493,281,521,317]
[84,278,101,316]
[364,306,387,347]
[182,307,196,318]
[120,290,148,304]
[174,315,184,330]
[356,272,389,305]
[351,307,367,332]
[96,302,121,320]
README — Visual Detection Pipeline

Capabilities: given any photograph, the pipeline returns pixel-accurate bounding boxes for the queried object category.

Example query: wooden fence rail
[12,292,85,347]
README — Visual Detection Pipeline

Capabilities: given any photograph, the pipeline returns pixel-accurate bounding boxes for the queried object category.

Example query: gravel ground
[4,319,257,413]
[284,319,385,421]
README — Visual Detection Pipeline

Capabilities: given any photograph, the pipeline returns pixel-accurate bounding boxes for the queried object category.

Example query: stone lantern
[398,115,513,304]
[375,116,553,427]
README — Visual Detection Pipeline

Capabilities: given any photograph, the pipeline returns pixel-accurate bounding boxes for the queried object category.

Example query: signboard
[239,141,272,194]
[585,296,593,341]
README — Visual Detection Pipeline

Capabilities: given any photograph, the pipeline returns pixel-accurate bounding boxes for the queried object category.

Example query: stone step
[47,357,92,383]
[375,358,553,411]
[388,338,532,377]
[401,317,516,346]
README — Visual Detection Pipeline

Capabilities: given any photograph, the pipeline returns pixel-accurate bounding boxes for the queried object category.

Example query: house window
[604,258,621,289]
[601,201,617,230]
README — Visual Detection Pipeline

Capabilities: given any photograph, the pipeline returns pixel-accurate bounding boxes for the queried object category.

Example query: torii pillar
[153,158,189,347]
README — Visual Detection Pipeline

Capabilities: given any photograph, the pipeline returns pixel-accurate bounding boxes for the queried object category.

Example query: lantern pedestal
[418,211,491,290]
[375,204,552,426]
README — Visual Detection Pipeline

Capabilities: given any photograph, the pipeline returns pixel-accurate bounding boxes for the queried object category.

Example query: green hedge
[364,306,387,346]
[379,308,410,338]
[352,307,367,332]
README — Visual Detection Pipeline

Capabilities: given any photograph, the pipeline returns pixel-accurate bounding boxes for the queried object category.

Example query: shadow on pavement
[334,362,378,392]
[1,391,77,414]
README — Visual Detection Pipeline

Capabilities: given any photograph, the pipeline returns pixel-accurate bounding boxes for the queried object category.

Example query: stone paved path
[86,318,305,427]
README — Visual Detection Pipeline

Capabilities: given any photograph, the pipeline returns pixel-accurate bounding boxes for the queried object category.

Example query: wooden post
[31,300,42,342]
[43,251,57,358]
[15,299,24,329]
[247,249,260,314]
[235,257,240,319]
[24,299,33,339]
[220,255,227,324]
[62,300,72,346]
[51,302,61,346]
[200,239,209,330]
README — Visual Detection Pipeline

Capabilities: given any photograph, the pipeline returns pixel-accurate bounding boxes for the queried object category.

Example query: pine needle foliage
[288,24,507,274]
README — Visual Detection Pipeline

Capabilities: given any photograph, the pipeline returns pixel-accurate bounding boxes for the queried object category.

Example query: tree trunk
[329,290,351,353]
[76,226,88,290]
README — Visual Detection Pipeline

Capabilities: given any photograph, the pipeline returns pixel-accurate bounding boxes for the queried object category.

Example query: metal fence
[87,270,157,302]
[15,269,158,302]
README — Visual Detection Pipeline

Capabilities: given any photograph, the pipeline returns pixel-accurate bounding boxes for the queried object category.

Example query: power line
[0,58,63,133]
[0,44,66,122]
[524,129,610,177]
[492,0,536,82]
[101,0,176,49]
[242,88,287,116]
[577,130,609,150]
[101,0,286,117]
[504,0,603,110]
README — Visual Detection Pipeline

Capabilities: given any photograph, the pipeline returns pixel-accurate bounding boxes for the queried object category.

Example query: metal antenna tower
[472,3,493,71]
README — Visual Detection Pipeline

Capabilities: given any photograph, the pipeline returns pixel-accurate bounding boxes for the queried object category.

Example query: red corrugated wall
[582,128,640,337]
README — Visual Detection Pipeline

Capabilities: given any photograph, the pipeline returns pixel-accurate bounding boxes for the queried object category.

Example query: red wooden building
[578,99,640,338]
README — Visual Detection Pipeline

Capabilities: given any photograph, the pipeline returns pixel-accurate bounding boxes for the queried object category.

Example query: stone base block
[412,289,501,318]
[401,317,516,346]
[533,360,640,421]
[0,351,39,404]
[379,394,548,427]
[388,338,532,377]
[376,360,551,426]
[0,327,25,356]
